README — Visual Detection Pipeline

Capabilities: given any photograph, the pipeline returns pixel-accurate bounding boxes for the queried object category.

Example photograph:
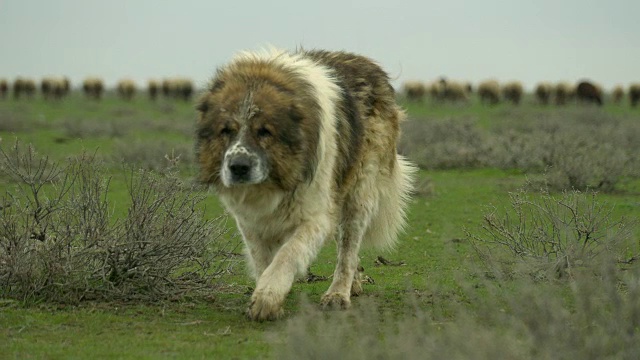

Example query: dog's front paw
[247,291,284,321]
[320,292,351,310]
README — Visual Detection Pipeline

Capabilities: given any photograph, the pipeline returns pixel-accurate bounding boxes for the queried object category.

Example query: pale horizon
[1,0,638,91]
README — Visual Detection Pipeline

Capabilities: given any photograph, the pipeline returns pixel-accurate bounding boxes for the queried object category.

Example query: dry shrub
[0,111,29,133]
[413,176,435,197]
[545,138,628,192]
[400,117,489,169]
[276,186,640,358]
[275,295,523,360]
[402,110,640,192]
[276,263,640,359]
[145,116,195,138]
[488,125,630,191]
[485,128,552,172]
[0,141,233,303]
[467,188,636,280]
[508,263,640,359]
[62,118,130,139]
[111,139,194,171]
[487,111,639,191]
[62,113,192,141]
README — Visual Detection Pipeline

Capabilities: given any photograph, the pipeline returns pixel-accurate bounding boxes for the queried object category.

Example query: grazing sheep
[148,80,159,100]
[402,81,426,102]
[13,78,24,99]
[41,77,67,100]
[576,80,603,106]
[62,77,71,97]
[554,82,574,105]
[442,81,470,102]
[534,82,553,105]
[161,78,194,101]
[116,79,137,101]
[630,83,640,107]
[13,77,36,99]
[611,85,625,104]
[161,79,172,97]
[82,77,104,100]
[24,79,37,98]
[174,78,193,101]
[0,79,8,99]
[502,81,524,105]
[41,78,54,99]
[427,81,445,101]
[477,80,500,105]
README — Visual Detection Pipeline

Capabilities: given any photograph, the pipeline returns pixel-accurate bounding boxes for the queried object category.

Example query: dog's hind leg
[321,153,414,310]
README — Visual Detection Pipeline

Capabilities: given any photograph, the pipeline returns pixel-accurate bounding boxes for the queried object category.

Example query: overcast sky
[1,0,638,91]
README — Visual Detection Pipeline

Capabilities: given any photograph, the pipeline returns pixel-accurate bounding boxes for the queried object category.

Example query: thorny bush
[0,141,236,303]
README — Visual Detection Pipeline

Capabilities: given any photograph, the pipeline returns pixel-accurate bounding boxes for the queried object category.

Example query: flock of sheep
[1,75,639,108]
[403,79,640,107]
[0,77,194,101]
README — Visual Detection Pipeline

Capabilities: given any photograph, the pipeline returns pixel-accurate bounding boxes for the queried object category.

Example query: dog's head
[195,61,320,191]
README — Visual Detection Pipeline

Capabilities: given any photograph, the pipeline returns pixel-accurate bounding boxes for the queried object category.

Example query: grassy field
[1,92,640,358]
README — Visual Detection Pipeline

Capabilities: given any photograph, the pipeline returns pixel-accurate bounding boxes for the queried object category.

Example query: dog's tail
[363,154,416,250]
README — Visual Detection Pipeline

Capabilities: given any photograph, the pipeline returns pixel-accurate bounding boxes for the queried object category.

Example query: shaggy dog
[195,48,415,321]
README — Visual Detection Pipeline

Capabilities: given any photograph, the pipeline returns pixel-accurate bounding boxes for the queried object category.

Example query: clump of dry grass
[276,262,640,359]
[273,170,640,358]
[544,136,628,192]
[400,117,489,169]
[111,139,194,171]
[402,109,640,192]
[61,118,131,139]
[0,141,233,303]
[0,111,29,133]
[490,111,638,191]
[467,188,637,280]
[413,176,436,197]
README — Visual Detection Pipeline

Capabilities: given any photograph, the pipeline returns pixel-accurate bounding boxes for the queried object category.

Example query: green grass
[2,301,273,358]
[1,93,640,358]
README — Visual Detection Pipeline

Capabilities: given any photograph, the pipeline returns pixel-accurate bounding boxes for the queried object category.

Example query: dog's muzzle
[221,145,267,187]
[228,154,253,182]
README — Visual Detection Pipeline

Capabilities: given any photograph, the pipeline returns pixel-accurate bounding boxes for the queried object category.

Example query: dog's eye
[197,127,214,139]
[257,126,271,138]
[220,127,234,136]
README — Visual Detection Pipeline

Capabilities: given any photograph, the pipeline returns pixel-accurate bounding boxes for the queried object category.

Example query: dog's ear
[209,77,225,92]
[196,94,209,113]
[198,75,227,113]
[288,104,304,122]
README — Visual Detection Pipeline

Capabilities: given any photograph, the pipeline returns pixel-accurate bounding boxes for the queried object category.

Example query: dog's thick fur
[196,48,415,321]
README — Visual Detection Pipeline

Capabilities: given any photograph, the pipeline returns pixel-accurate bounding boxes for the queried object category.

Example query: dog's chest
[221,189,301,238]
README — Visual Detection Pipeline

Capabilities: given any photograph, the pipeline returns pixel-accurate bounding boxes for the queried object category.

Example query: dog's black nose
[229,156,252,179]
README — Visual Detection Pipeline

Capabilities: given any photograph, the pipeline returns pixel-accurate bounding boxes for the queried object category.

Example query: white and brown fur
[196,48,415,321]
